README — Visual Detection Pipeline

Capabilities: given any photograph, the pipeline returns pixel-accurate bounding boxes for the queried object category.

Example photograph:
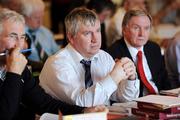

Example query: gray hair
[0,8,25,34]
[20,0,45,17]
[122,9,152,28]
[65,7,99,37]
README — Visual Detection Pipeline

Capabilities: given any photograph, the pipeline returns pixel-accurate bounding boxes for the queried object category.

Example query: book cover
[137,102,180,113]
[132,108,180,119]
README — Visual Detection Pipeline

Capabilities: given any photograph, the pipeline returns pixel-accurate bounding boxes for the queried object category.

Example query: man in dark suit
[108,9,171,97]
[0,8,106,120]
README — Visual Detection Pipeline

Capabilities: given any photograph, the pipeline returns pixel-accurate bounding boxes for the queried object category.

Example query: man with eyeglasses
[0,8,106,120]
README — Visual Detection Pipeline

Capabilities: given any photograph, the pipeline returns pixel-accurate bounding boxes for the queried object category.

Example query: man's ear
[67,32,74,44]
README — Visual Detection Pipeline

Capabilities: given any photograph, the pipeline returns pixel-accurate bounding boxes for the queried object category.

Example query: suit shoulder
[108,40,124,53]
[146,41,161,50]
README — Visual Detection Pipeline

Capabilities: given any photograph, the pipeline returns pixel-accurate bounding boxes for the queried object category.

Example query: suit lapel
[120,38,133,61]
[144,43,155,79]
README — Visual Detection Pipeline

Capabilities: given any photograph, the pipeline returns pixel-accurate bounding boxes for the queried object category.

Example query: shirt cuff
[126,78,139,88]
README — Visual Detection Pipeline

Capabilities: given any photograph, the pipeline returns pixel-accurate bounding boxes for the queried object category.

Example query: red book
[137,102,180,113]
[132,108,180,119]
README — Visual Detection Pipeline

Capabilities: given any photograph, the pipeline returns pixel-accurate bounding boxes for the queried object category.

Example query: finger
[120,57,131,65]
[124,68,135,76]
[10,47,21,56]
[94,105,107,112]
[123,62,135,70]
[115,58,119,62]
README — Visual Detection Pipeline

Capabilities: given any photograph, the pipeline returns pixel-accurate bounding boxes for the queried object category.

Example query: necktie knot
[80,59,91,66]
[137,51,142,59]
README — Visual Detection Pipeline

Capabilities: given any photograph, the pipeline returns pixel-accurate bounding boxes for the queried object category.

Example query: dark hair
[86,0,115,14]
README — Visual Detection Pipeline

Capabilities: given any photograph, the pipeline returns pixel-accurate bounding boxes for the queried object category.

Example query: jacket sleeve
[21,67,84,115]
[0,72,24,120]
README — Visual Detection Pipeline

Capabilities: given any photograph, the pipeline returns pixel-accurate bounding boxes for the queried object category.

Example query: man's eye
[134,26,139,30]
[9,34,15,38]
[84,32,90,36]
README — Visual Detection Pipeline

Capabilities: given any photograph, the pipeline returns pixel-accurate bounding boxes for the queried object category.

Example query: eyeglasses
[6,33,27,42]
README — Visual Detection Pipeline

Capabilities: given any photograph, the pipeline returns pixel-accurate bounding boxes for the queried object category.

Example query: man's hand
[83,105,108,113]
[121,57,136,80]
[6,47,27,75]
[110,60,127,85]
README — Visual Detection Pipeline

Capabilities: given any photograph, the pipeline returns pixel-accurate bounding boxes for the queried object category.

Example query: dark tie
[28,29,48,62]
[137,51,156,95]
[80,59,93,89]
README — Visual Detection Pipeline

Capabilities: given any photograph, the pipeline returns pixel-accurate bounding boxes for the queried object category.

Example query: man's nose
[91,33,98,43]
[139,29,145,36]
[15,39,24,49]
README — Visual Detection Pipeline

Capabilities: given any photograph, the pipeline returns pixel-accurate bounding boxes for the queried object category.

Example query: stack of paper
[132,95,180,119]
[134,95,180,110]
[160,87,180,97]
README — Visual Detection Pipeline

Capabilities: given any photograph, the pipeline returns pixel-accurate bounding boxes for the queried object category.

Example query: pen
[0,48,33,56]
[20,48,33,53]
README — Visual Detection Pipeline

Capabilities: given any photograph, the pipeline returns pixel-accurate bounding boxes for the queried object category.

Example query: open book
[160,87,180,97]
[40,111,107,120]
[61,112,107,120]
[134,95,180,110]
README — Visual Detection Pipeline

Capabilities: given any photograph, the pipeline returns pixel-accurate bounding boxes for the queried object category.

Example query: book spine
[132,108,180,119]
[132,108,160,119]
[137,102,180,113]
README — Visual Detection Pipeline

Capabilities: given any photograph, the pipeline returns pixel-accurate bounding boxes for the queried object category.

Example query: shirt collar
[0,66,6,81]
[124,38,144,62]
[67,44,98,63]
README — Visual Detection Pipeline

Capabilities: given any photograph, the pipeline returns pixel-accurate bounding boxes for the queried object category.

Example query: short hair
[122,9,152,28]
[65,7,99,37]
[87,0,115,14]
[20,0,45,17]
[0,8,25,34]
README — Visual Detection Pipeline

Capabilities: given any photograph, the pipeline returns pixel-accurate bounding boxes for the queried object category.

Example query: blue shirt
[26,26,59,62]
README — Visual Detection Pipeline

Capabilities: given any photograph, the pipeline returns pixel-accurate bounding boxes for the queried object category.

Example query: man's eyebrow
[9,32,26,36]
[9,32,18,36]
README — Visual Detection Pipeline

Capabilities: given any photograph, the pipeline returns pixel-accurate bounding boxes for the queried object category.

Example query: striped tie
[80,59,93,89]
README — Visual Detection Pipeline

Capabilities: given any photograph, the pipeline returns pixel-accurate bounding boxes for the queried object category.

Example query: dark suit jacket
[108,38,171,94]
[0,67,84,120]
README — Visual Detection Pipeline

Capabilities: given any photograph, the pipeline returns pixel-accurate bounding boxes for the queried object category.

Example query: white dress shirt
[39,44,139,107]
[124,40,159,95]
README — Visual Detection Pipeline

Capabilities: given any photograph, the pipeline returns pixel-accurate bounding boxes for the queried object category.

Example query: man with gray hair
[0,8,106,120]
[20,0,59,71]
[40,7,139,107]
[108,9,171,97]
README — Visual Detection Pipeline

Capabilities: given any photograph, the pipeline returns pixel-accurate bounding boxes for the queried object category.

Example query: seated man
[108,9,171,97]
[165,31,180,88]
[20,0,59,71]
[39,7,139,107]
[0,8,105,120]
